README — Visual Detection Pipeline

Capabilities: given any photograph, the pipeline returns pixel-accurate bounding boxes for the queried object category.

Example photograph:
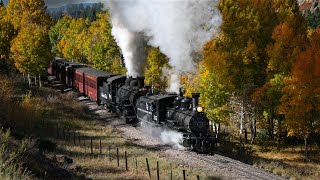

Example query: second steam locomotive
[48,58,216,153]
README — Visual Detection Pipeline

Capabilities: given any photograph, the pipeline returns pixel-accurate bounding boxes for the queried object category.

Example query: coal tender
[115,77,147,123]
[136,90,215,153]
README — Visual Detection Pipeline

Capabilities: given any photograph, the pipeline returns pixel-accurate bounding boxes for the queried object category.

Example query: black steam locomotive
[136,90,215,153]
[49,58,216,153]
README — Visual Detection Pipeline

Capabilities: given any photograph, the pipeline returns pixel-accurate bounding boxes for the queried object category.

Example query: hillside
[47,3,104,21]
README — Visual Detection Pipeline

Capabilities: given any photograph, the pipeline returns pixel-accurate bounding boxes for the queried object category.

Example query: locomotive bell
[192,93,200,111]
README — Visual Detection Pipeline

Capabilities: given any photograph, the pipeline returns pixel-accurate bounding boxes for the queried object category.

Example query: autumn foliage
[1,0,320,159]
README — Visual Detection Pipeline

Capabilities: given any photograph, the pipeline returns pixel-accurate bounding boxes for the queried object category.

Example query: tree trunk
[34,77,37,86]
[39,74,42,87]
[27,74,31,87]
[239,102,244,144]
[305,136,309,159]
[268,114,274,140]
[244,128,248,144]
[277,117,282,151]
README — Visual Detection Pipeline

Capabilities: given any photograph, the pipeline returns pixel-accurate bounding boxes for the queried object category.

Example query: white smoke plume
[105,0,222,86]
[162,67,180,93]
[140,121,184,150]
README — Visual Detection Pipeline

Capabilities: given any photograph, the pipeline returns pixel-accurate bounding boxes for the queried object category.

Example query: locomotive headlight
[197,107,203,112]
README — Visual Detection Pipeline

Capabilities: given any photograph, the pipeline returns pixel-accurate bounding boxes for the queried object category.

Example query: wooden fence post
[99,139,102,156]
[109,145,111,161]
[146,158,151,178]
[183,169,186,180]
[157,161,159,180]
[90,137,93,154]
[170,163,173,180]
[83,138,86,152]
[73,131,76,145]
[78,132,81,145]
[135,157,138,174]
[56,125,59,138]
[117,148,119,167]
[66,129,69,141]
[125,151,128,171]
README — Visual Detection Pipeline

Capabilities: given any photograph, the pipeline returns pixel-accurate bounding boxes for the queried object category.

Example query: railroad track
[198,154,284,180]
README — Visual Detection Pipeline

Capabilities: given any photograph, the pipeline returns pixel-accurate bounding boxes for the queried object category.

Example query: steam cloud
[105,0,222,90]
[140,121,184,150]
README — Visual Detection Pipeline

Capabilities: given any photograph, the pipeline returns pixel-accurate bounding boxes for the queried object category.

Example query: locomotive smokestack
[192,93,200,111]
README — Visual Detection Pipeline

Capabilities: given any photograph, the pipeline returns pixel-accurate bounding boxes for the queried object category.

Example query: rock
[23,149,72,179]
[55,155,74,165]
[64,156,73,164]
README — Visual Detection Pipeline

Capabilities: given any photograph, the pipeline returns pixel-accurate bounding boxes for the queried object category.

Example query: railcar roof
[55,57,67,62]
[107,75,126,82]
[64,61,82,66]
[141,94,176,101]
[76,67,114,77]
[68,64,87,68]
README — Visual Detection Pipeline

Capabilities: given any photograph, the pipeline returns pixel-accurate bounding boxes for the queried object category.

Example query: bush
[0,129,32,179]
[0,76,15,126]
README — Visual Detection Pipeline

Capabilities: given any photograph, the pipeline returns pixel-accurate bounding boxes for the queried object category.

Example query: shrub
[0,129,32,179]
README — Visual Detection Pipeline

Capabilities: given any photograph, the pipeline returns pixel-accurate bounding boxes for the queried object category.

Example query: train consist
[48,57,216,153]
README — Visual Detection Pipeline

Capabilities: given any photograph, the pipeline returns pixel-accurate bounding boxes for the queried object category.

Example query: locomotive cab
[136,94,175,124]
[99,75,126,112]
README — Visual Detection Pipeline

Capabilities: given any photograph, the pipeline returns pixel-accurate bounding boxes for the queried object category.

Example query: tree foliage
[6,0,52,30]
[144,48,169,91]
[53,12,126,74]
[57,18,89,63]
[49,16,73,55]
[11,23,53,76]
[307,11,320,29]
[267,2,308,74]
[83,13,122,72]
[279,29,320,141]
[0,6,15,60]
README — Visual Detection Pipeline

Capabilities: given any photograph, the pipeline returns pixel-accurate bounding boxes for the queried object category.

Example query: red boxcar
[64,62,86,87]
[51,58,67,79]
[74,67,115,103]
[74,67,91,94]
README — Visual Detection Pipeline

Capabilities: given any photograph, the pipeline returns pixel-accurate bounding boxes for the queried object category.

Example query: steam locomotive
[136,90,215,152]
[48,58,216,153]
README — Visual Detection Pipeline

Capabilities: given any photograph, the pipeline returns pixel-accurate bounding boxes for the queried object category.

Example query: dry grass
[51,118,211,179]
[15,86,217,179]
[251,145,320,179]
